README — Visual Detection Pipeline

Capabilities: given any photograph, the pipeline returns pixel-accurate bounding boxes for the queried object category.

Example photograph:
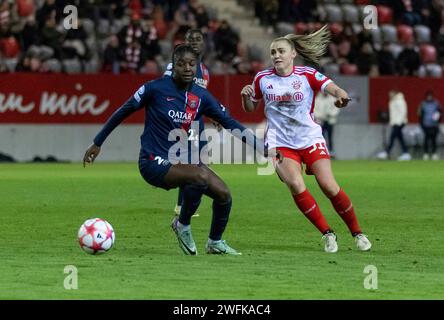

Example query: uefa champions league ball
[78,218,115,254]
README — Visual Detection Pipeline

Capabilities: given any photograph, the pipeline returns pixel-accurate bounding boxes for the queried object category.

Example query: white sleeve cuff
[321,79,333,93]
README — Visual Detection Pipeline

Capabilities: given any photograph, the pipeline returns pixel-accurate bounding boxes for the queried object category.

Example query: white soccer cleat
[322,232,338,253]
[423,154,430,160]
[432,153,439,161]
[376,151,388,160]
[397,153,411,161]
[355,233,372,251]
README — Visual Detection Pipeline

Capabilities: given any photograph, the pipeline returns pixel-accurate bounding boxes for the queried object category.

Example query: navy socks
[209,198,232,241]
[179,183,207,225]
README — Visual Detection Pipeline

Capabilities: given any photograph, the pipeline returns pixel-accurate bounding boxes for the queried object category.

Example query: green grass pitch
[1,161,443,299]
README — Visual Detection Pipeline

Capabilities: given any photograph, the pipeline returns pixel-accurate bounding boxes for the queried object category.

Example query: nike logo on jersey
[167,97,176,101]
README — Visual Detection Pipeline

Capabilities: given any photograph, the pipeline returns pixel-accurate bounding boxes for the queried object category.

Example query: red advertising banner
[369,77,444,123]
[0,73,264,124]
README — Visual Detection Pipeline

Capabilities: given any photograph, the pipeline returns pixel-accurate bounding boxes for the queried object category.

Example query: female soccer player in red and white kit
[241,25,371,253]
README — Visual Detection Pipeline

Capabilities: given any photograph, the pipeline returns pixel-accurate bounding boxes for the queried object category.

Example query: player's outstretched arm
[83,143,101,167]
[325,82,351,108]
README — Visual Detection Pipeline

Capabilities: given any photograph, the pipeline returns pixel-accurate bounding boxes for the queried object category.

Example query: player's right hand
[241,85,254,97]
[83,143,101,167]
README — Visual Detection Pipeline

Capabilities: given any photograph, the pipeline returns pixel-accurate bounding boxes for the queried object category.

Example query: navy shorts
[138,155,173,190]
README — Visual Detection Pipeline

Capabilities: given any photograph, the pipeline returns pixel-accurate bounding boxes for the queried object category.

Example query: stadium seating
[0,37,20,58]
[329,23,344,37]
[354,0,371,4]
[3,58,18,72]
[325,4,343,23]
[295,22,308,35]
[247,44,263,61]
[414,25,431,43]
[44,59,62,72]
[342,4,360,23]
[62,59,82,73]
[388,43,403,59]
[340,63,358,75]
[276,22,294,36]
[381,25,397,43]
[420,44,437,63]
[370,28,382,45]
[1,0,442,77]
[81,19,95,35]
[376,5,393,24]
[16,0,34,17]
[397,25,414,45]
[323,63,340,75]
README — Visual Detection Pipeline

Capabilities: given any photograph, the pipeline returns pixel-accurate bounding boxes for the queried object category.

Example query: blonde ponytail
[273,25,331,65]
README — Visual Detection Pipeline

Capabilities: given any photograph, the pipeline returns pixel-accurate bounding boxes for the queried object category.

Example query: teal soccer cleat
[171,217,197,255]
[205,240,242,255]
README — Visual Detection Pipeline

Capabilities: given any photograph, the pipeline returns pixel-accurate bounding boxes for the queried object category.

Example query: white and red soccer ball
[78,218,115,254]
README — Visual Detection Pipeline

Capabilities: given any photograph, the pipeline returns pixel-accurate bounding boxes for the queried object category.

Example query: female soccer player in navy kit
[164,29,211,217]
[84,44,255,256]
[241,25,372,253]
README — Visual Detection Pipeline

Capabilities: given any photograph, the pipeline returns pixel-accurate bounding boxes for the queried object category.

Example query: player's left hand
[335,97,352,108]
[83,143,101,167]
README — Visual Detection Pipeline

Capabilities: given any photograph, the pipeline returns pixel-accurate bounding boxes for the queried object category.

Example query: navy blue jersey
[93,77,253,162]
[164,60,211,155]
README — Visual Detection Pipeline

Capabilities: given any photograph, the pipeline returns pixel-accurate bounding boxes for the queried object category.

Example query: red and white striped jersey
[251,66,332,150]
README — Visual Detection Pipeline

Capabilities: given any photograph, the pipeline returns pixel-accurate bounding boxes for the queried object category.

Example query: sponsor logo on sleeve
[134,85,145,102]
[315,72,326,81]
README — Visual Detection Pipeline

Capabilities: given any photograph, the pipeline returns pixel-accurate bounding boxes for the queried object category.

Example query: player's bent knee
[216,188,231,204]
[192,168,209,185]
[287,181,306,195]
[321,184,340,198]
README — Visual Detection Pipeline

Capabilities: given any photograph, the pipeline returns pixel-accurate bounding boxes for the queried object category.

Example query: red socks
[293,189,362,235]
[292,190,330,234]
[329,189,362,235]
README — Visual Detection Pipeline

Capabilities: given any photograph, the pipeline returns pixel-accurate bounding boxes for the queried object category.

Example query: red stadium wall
[0,73,263,124]
[2,74,443,125]
[369,77,444,123]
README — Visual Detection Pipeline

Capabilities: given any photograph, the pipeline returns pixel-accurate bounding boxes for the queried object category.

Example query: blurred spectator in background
[15,49,46,72]
[20,15,40,51]
[396,42,421,76]
[140,15,161,61]
[435,9,444,57]
[314,91,340,158]
[278,0,316,23]
[189,1,209,31]
[102,34,121,73]
[62,19,90,62]
[118,12,145,73]
[391,0,428,26]
[377,90,411,161]
[36,0,63,28]
[356,42,379,76]
[418,91,442,160]
[213,19,239,63]
[174,2,196,28]
[378,42,397,75]
[40,14,63,58]
[254,0,278,33]
[121,40,143,73]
